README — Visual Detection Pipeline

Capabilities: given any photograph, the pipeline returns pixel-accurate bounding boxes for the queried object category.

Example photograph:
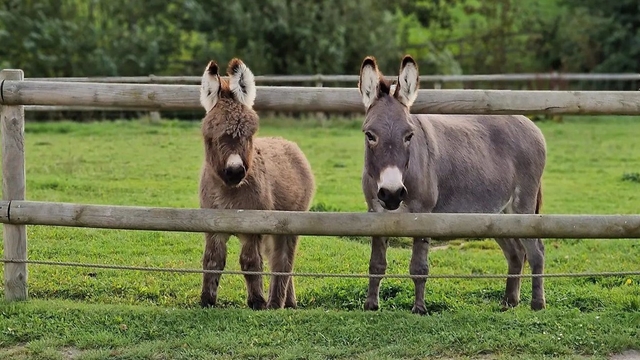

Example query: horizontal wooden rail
[25,73,640,85]
[23,105,142,112]
[4,81,640,114]
[2,200,640,238]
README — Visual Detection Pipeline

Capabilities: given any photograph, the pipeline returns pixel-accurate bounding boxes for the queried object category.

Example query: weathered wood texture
[1,70,28,301]
[24,105,150,112]
[3,200,640,239]
[3,80,640,114]
[25,72,640,85]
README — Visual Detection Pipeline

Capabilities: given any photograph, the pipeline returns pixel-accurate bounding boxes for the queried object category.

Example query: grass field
[1,115,639,359]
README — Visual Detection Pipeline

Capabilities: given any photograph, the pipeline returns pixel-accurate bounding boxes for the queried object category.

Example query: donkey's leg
[201,232,230,308]
[283,236,298,309]
[266,234,298,309]
[284,271,297,309]
[495,238,526,309]
[512,189,546,311]
[238,234,267,310]
[410,237,430,315]
[364,236,389,311]
[520,238,546,310]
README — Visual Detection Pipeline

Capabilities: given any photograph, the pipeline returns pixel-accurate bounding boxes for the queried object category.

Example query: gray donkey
[357,54,547,314]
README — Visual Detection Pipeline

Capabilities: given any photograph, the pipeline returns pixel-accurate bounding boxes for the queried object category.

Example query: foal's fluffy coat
[198,58,315,310]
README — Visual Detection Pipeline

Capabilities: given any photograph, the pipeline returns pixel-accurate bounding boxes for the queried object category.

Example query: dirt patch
[60,346,84,359]
[0,345,30,359]
[611,350,640,360]
[0,345,86,360]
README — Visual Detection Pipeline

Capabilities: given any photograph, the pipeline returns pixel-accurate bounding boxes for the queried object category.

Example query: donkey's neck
[403,115,439,211]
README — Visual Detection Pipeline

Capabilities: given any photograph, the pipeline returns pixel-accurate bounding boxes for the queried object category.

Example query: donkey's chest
[200,173,273,211]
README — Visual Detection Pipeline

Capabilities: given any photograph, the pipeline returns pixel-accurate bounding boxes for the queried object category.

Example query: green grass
[1,115,640,359]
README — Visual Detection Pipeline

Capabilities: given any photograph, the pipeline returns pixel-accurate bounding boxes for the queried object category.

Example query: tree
[535,0,640,75]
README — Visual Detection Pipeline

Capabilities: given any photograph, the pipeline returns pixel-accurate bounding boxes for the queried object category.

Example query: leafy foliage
[1,0,639,87]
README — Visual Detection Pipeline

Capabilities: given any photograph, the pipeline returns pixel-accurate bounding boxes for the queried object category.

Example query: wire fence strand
[2,258,639,279]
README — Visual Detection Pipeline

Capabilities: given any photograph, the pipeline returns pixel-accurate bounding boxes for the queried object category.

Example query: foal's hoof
[284,300,297,309]
[364,299,379,311]
[411,304,427,315]
[531,299,546,311]
[247,296,267,310]
[200,293,217,308]
[266,300,284,310]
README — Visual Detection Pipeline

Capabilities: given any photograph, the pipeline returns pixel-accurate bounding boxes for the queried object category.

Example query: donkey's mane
[207,98,258,140]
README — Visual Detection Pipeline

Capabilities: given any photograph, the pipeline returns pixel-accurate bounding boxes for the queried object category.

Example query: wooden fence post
[1,69,28,301]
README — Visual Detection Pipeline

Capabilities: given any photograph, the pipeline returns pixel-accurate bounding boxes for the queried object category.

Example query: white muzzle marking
[377,166,404,192]
[226,154,243,168]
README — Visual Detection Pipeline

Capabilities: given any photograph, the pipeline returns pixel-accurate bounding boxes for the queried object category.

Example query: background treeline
[1,0,639,79]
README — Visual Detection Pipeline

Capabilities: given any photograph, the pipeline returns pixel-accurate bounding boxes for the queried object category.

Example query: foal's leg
[364,236,389,311]
[410,237,430,315]
[266,234,298,309]
[238,233,267,310]
[201,232,230,307]
[495,238,526,309]
[284,271,297,309]
[284,236,298,309]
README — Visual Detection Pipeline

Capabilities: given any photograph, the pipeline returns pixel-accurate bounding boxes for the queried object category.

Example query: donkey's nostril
[378,186,407,210]
[398,186,407,200]
[224,166,246,185]
[377,188,390,202]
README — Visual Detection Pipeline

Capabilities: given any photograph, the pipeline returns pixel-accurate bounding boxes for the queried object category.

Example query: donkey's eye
[404,133,414,143]
[365,131,376,143]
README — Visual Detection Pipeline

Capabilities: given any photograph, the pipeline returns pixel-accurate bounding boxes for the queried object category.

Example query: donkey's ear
[200,60,221,112]
[227,58,257,108]
[359,56,382,110]
[394,55,419,108]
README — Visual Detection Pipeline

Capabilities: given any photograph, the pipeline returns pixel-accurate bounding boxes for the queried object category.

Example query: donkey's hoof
[411,304,427,315]
[200,293,217,308]
[248,296,267,310]
[500,304,515,312]
[531,299,546,311]
[500,297,519,311]
[364,299,379,311]
[284,300,297,309]
[266,300,284,310]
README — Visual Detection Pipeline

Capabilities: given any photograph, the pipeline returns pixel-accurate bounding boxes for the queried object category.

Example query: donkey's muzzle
[377,186,407,211]
[223,165,246,186]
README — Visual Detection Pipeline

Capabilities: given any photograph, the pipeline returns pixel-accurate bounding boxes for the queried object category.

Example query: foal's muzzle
[223,165,246,186]
[377,186,407,211]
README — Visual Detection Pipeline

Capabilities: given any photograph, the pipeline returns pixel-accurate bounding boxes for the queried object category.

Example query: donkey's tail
[535,184,543,214]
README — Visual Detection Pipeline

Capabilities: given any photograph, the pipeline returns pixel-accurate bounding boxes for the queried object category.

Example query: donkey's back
[418,114,546,214]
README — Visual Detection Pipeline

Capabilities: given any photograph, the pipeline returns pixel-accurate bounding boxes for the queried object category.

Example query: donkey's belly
[431,189,512,214]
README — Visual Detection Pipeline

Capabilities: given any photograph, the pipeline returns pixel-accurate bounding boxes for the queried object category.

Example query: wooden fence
[25,72,640,85]
[4,79,640,115]
[22,72,640,114]
[2,200,640,239]
[2,68,640,302]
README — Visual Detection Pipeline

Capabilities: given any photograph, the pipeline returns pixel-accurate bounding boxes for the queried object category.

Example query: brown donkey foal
[358,55,547,314]
[198,58,315,310]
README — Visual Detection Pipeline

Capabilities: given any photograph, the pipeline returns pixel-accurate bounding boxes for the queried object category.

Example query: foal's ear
[227,58,257,108]
[394,55,419,108]
[359,56,383,110]
[200,60,221,113]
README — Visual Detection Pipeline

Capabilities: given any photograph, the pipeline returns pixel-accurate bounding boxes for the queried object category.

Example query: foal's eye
[404,133,414,143]
[365,131,376,143]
